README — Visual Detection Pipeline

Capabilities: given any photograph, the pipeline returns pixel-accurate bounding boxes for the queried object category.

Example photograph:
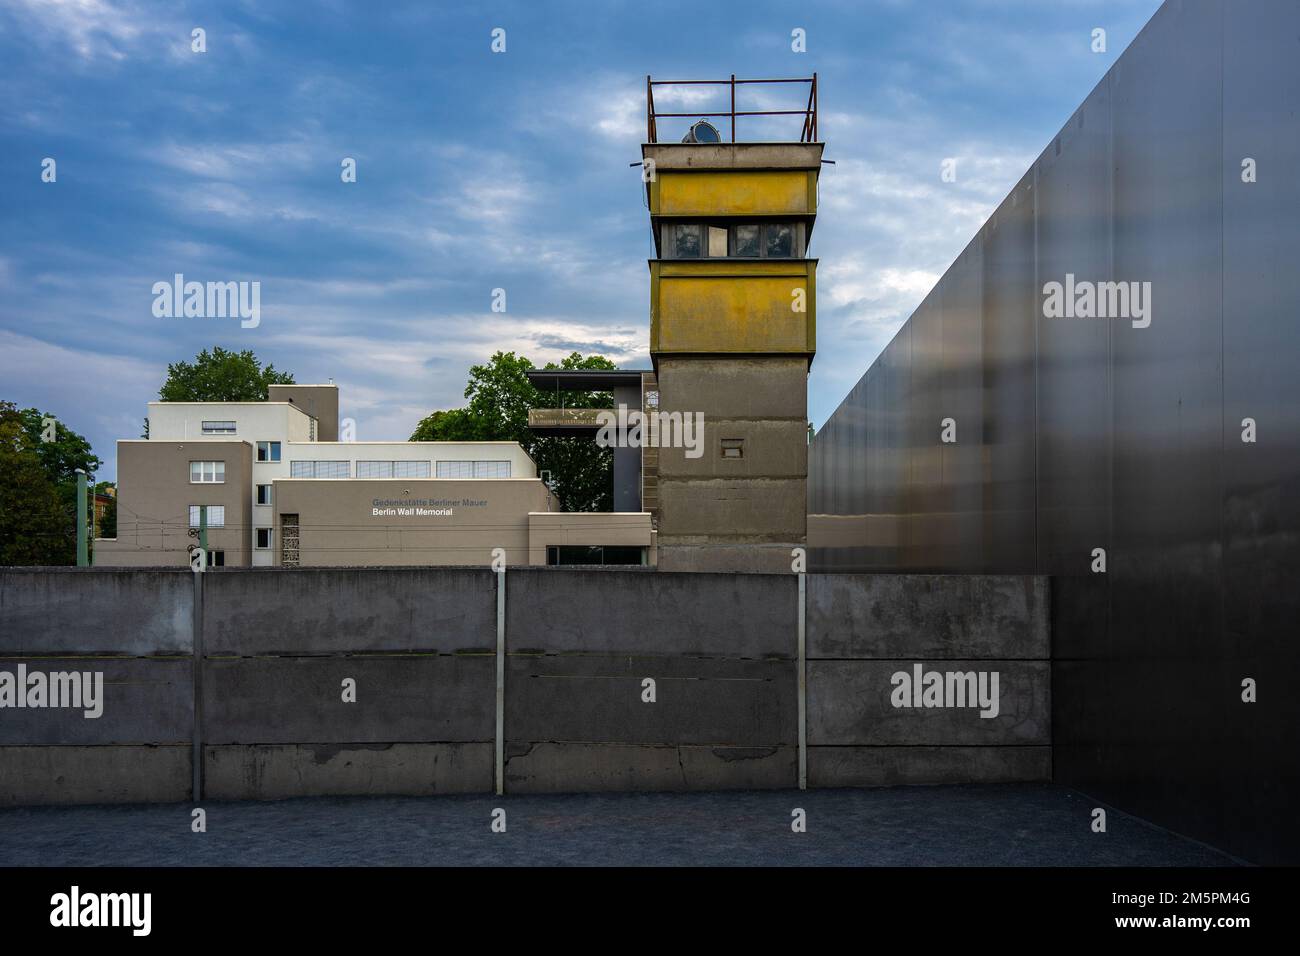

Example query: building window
[720,438,745,460]
[290,460,350,479]
[206,550,225,567]
[255,527,272,550]
[546,545,646,566]
[201,420,236,435]
[392,460,431,478]
[731,224,760,257]
[665,222,802,259]
[256,484,273,505]
[764,223,795,257]
[356,460,432,479]
[436,460,511,479]
[189,460,225,483]
[189,505,225,528]
[256,441,281,462]
[671,223,702,258]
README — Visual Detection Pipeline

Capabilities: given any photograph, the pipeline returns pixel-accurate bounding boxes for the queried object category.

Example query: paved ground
[0,784,1241,866]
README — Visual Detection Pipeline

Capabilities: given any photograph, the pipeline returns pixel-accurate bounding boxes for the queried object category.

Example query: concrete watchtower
[642,74,821,572]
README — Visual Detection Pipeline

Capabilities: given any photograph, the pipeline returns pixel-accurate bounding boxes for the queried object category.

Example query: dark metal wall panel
[980,175,1037,571]
[1105,0,1227,841]
[1033,75,1116,794]
[1220,0,1300,858]
[905,292,944,568]
[808,0,1299,863]
[882,329,910,523]
[941,243,985,571]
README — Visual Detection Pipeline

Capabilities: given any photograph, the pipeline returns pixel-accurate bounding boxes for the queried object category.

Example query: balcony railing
[646,74,817,144]
[528,408,606,429]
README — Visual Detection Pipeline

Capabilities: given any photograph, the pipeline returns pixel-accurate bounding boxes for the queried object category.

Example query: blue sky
[0,0,1161,481]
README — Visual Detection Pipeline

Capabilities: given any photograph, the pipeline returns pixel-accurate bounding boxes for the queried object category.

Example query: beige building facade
[96,384,655,569]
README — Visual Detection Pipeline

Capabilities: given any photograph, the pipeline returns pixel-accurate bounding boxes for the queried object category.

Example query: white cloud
[4,0,184,62]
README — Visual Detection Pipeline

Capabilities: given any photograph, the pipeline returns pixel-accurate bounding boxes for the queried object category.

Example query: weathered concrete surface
[0,658,193,744]
[0,568,1057,804]
[204,743,492,799]
[656,544,800,574]
[808,574,1049,660]
[658,478,806,538]
[505,569,795,657]
[203,568,496,655]
[507,655,794,746]
[656,357,808,419]
[809,746,1051,787]
[504,742,796,793]
[808,660,1050,746]
[203,656,493,744]
[657,420,808,478]
[0,745,190,805]
[0,569,193,655]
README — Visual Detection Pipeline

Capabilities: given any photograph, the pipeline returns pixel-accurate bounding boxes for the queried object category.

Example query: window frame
[200,420,237,435]
[435,460,511,479]
[189,504,226,528]
[662,221,805,259]
[254,527,272,550]
[256,441,282,463]
[189,460,225,483]
[289,460,351,479]
[256,484,273,506]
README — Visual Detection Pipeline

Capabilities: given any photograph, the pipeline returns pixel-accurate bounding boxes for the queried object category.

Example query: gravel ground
[0,783,1242,866]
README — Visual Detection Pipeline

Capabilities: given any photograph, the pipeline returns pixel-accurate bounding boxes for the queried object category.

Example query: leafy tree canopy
[0,400,86,565]
[411,351,618,511]
[159,347,294,402]
[10,404,101,487]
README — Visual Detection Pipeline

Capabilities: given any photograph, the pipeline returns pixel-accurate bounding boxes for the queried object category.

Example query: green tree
[13,404,102,562]
[0,402,79,565]
[411,351,617,511]
[159,347,294,402]
[13,405,101,492]
[409,407,484,442]
[95,480,117,539]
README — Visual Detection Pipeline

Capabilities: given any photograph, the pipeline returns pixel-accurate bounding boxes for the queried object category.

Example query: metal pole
[199,505,208,556]
[730,74,736,142]
[192,571,203,802]
[495,568,506,796]
[75,469,88,566]
[798,571,807,791]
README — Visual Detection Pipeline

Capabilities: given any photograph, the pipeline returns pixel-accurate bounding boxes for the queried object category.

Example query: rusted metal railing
[646,73,817,144]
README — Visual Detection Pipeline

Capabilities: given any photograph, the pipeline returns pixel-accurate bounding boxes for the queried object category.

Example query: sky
[0,0,1163,481]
